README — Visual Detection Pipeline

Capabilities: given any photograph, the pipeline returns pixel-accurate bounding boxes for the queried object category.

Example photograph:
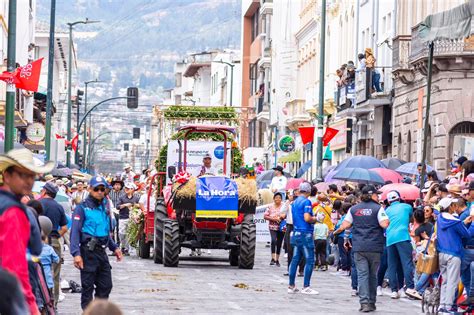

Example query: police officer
[70,176,123,310]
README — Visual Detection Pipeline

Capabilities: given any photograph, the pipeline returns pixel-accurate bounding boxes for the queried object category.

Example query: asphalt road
[58,244,422,314]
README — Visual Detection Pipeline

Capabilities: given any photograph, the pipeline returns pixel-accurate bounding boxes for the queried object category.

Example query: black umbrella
[381,158,407,170]
[0,141,25,154]
[50,168,73,177]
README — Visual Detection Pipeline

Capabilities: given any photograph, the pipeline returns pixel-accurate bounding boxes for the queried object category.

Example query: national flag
[322,127,339,147]
[71,134,79,152]
[74,215,81,221]
[14,58,44,92]
[298,126,315,145]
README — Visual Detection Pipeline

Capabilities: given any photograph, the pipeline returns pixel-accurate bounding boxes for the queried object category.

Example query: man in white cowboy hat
[120,164,136,183]
[0,148,54,315]
[117,181,140,255]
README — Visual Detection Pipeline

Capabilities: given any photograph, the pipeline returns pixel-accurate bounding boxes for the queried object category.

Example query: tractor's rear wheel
[162,219,180,267]
[153,198,166,264]
[138,233,150,259]
[239,221,256,269]
[229,248,239,266]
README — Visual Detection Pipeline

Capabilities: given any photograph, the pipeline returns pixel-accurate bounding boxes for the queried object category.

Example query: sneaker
[405,288,422,300]
[351,289,358,297]
[377,286,383,296]
[288,286,299,294]
[275,261,280,267]
[368,303,376,311]
[359,304,371,313]
[321,265,328,271]
[390,291,400,299]
[301,287,319,295]
[270,259,276,266]
[189,250,196,257]
[196,249,202,256]
[58,293,66,302]
[283,272,289,276]
[398,288,407,298]
[314,265,320,271]
[61,280,70,290]
[437,308,453,314]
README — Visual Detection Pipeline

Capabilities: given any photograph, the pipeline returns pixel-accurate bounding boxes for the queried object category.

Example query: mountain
[36,0,242,103]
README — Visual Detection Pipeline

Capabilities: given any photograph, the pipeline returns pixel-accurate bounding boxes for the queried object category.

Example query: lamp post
[82,79,104,169]
[4,0,17,153]
[316,0,327,179]
[45,0,56,160]
[211,59,235,107]
[66,18,99,167]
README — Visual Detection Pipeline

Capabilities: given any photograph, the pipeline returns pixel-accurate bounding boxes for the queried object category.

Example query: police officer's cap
[89,176,107,188]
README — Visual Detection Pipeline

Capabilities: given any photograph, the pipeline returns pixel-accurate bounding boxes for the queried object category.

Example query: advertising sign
[278,135,295,153]
[196,177,238,218]
[26,123,45,143]
[166,140,231,183]
[254,204,271,242]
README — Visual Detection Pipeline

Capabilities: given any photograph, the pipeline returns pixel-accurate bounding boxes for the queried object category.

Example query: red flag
[322,127,339,147]
[55,133,64,140]
[14,58,43,92]
[298,126,315,145]
[71,134,79,152]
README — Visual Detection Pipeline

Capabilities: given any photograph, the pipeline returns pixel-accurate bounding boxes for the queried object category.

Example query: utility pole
[83,79,103,169]
[316,0,327,179]
[66,19,99,167]
[45,0,56,160]
[4,0,17,153]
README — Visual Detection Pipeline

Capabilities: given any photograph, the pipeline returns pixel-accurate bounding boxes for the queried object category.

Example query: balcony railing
[410,23,474,62]
[354,67,392,106]
[392,35,411,71]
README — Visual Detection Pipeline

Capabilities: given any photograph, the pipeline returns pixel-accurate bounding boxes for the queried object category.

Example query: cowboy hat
[111,179,124,189]
[0,148,54,174]
[123,164,132,170]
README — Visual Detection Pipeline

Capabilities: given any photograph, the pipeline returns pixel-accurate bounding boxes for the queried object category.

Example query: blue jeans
[387,241,415,291]
[351,248,358,290]
[378,246,404,287]
[415,272,439,294]
[461,248,474,297]
[355,252,381,305]
[289,231,315,288]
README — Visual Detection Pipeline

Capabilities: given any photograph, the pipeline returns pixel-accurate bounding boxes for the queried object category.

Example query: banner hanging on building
[298,126,315,145]
[196,176,238,218]
[322,127,339,146]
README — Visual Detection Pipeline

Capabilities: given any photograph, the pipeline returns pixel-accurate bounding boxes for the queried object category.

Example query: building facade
[392,0,470,176]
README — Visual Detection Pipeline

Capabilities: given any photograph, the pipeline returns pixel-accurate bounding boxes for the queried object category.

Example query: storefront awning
[278,150,301,163]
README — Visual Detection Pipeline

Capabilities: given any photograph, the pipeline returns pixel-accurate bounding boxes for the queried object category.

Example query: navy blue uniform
[70,195,117,310]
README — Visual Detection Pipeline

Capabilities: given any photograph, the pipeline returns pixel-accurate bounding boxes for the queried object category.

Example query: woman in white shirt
[269,166,287,198]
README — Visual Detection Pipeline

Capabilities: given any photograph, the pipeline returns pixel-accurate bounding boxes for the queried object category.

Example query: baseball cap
[421,181,433,193]
[89,176,107,188]
[124,181,136,190]
[204,153,212,159]
[361,184,382,195]
[438,197,458,210]
[299,182,312,193]
[43,182,59,195]
[387,191,400,203]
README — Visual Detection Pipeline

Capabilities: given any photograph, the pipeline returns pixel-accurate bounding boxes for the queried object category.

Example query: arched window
[397,132,402,158]
[406,131,412,162]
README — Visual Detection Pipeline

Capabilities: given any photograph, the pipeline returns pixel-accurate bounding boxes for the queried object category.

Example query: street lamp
[66,18,100,167]
[82,79,104,169]
[212,59,235,107]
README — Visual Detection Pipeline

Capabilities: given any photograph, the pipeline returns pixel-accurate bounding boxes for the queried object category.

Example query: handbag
[416,226,438,275]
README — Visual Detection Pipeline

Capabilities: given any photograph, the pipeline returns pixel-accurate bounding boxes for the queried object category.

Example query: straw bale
[257,189,274,206]
[235,178,257,202]
[173,176,197,199]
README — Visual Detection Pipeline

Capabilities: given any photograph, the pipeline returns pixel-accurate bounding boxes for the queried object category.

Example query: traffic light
[76,89,84,107]
[133,127,140,139]
[127,87,138,109]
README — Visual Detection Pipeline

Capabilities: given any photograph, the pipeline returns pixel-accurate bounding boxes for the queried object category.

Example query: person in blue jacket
[70,176,122,310]
[437,197,474,314]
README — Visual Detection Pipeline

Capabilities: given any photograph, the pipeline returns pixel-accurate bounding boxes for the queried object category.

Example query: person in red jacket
[0,149,54,315]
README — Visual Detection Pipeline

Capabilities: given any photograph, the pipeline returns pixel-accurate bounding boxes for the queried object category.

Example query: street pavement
[58,244,422,314]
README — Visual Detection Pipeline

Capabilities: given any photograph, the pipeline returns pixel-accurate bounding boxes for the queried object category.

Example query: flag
[71,134,79,152]
[322,127,339,147]
[298,126,315,145]
[55,133,64,140]
[14,58,43,92]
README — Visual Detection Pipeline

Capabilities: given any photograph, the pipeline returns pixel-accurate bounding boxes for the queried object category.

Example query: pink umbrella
[286,178,304,190]
[370,168,403,184]
[315,181,345,192]
[379,183,420,201]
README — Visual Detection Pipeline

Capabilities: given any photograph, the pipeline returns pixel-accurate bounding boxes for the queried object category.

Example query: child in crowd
[314,212,329,271]
[39,235,60,295]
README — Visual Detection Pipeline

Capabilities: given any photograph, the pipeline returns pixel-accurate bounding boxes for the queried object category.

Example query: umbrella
[296,160,312,178]
[333,167,385,185]
[256,170,291,189]
[370,168,403,184]
[381,158,406,170]
[50,167,73,177]
[334,155,387,171]
[286,178,304,190]
[395,162,433,175]
[379,183,421,201]
[315,181,345,192]
[322,164,336,178]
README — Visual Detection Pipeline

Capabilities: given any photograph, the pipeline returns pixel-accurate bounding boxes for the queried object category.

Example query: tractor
[145,124,257,268]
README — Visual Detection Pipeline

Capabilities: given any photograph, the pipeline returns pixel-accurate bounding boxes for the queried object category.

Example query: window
[251,10,260,41]
[175,73,182,87]
[249,63,258,95]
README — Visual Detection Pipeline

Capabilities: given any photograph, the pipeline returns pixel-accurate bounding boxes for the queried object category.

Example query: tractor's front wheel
[138,233,150,259]
[162,219,180,267]
[239,221,256,269]
[153,198,166,264]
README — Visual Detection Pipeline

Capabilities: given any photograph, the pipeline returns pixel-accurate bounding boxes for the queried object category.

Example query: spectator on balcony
[336,69,344,87]
[356,53,366,71]
[365,48,382,93]
[346,62,356,84]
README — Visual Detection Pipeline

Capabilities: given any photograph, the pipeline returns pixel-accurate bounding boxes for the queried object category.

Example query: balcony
[183,53,213,77]
[260,0,273,15]
[285,99,312,131]
[392,35,415,85]
[354,67,392,109]
[409,23,474,74]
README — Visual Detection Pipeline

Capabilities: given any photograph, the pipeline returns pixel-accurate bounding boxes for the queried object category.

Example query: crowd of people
[0,148,156,315]
[262,157,474,313]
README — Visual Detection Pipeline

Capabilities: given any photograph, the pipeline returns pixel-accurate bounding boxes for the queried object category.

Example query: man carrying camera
[70,176,122,310]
